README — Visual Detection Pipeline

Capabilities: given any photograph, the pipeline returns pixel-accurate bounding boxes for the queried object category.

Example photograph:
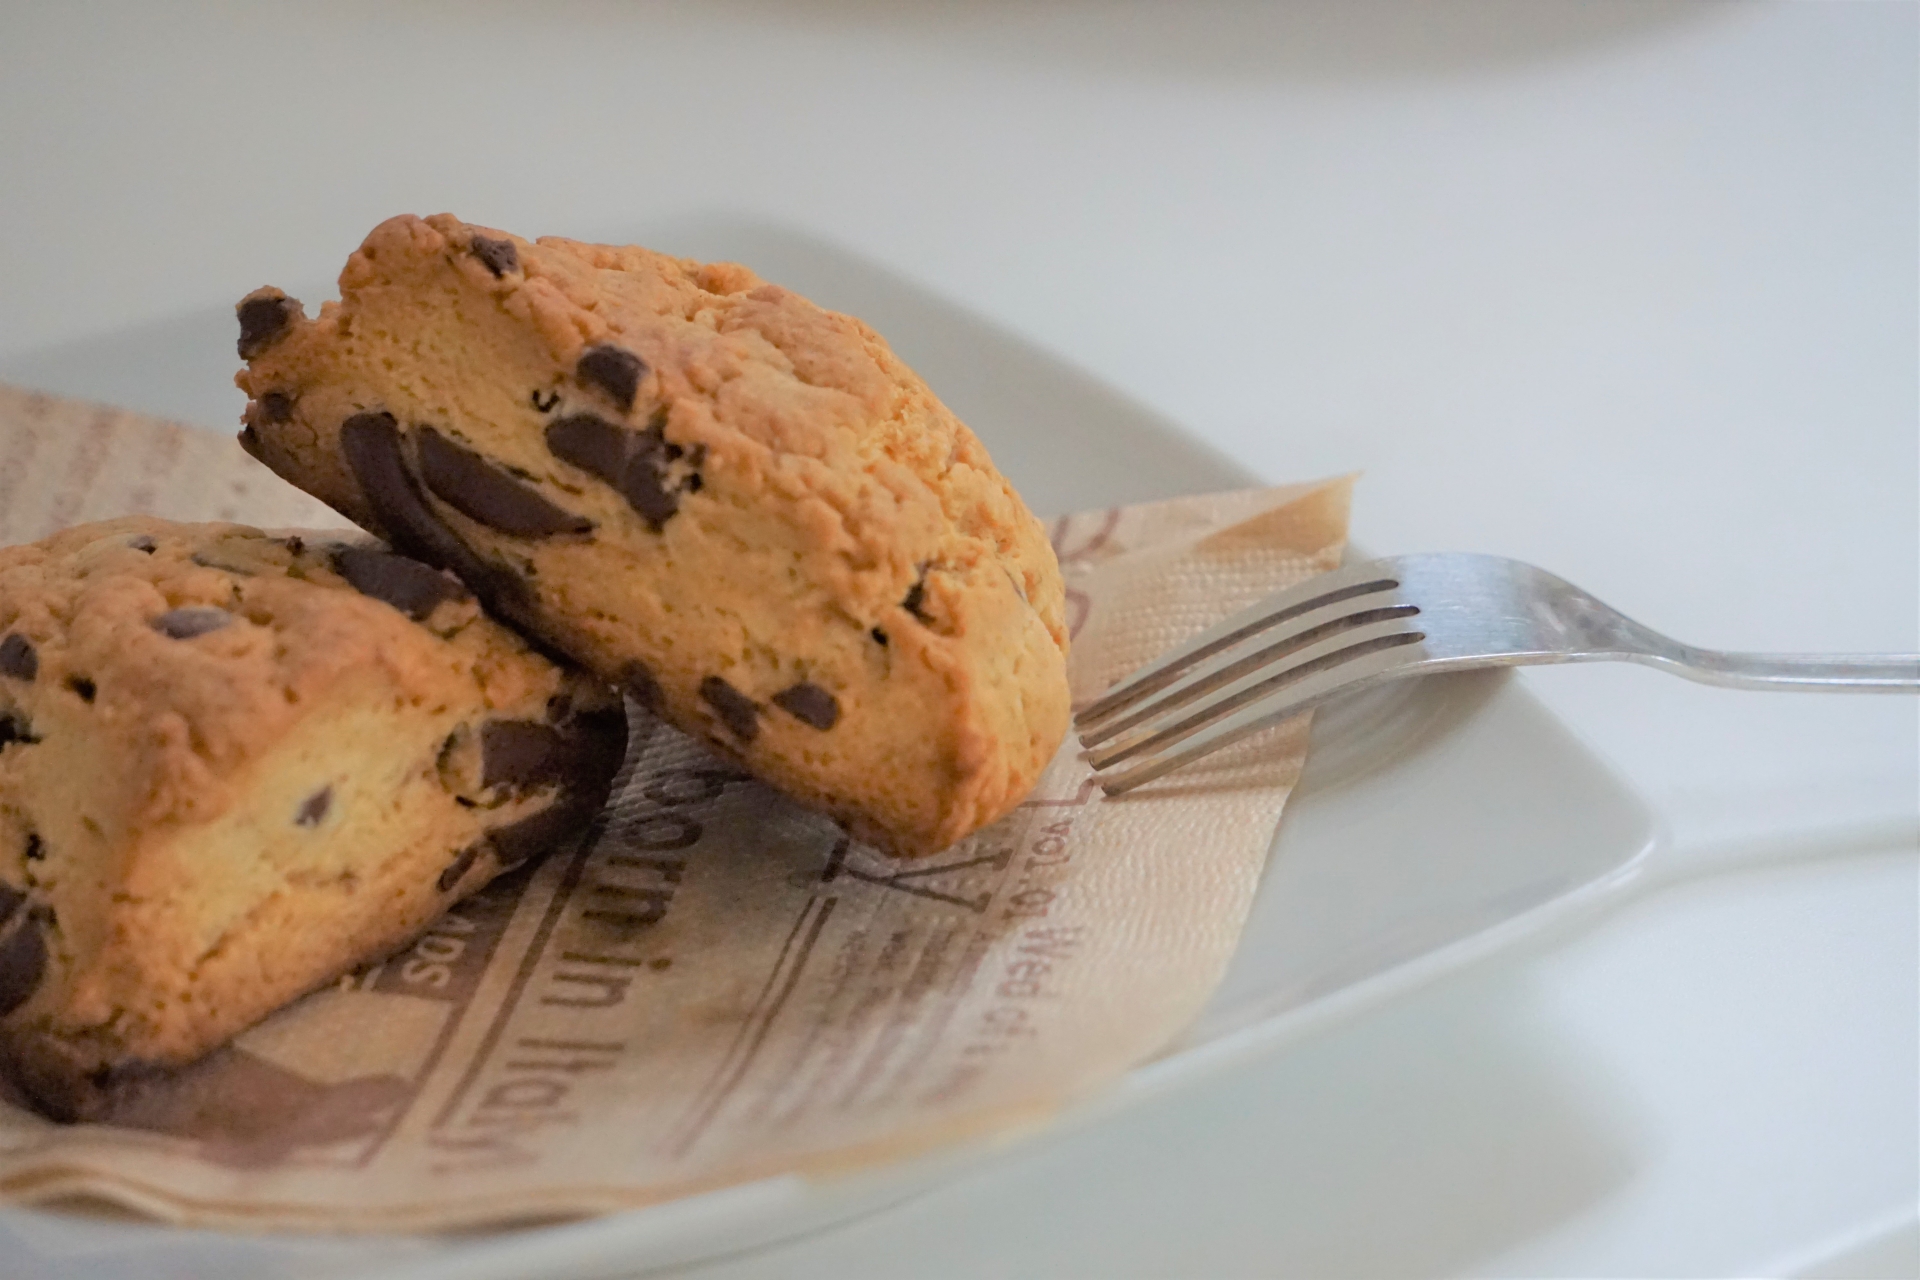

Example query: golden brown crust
[237,213,1069,855]
[0,518,626,1118]
[0,517,542,827]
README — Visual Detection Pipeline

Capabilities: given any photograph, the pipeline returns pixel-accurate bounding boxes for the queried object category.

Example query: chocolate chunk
[295,786,331,828]
[339,412,430,554]
[238,425,265,462]
[572,704,631,777]
[486,706,627,868]
[437,844,481,893]
[331,546,469,622]
[546,413,628,482]
[871,627,889,646]
[469,235,518,278]
[0,890,46,1017]
[620,452,678,531]
[700,676,759,742]
[480,705,627,795]
[152,607,233,639]
[773,682,840,730]
[486,804,585,872]
[0,922,44,1017]
[256,392,294,425]
[23,834,43,862]
[338,411,537,627]
[576,345,646,412]
[547,412,681,531]
[282,535,306,556]
[236,292,296,360]
[0,715,37,749]
[66,676,95,702]
[530,389,561,413]
[481,720,572,792]
[0,635,36,681]
[902,576,931,622]
[128,535,157,554]
[621,661,664,713]
[417,427,594,538]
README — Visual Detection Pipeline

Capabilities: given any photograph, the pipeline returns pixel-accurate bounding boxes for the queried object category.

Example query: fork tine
[1075,559,1403,731]
[1076,594,1422,750]
[1085,615,1427,772]
[1091,635,1432,796]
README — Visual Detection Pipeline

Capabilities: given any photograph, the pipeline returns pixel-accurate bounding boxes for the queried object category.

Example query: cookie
[235,213,1069,857]
[0,518,626,1120]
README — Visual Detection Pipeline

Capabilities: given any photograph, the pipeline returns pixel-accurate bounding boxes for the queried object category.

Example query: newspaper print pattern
[0,385,1350,1229]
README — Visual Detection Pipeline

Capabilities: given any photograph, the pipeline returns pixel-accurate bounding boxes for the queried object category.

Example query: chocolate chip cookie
[0,517,626,1120]
[235,213,1069,857]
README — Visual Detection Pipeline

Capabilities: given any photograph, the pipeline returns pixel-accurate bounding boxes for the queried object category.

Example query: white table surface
[1,3,1915,1275]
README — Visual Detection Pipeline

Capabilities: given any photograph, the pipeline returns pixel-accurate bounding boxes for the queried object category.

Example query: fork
[1075,553,1920,796]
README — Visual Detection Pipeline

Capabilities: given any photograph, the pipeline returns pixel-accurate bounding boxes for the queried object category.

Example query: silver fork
[1076,553,1920,796]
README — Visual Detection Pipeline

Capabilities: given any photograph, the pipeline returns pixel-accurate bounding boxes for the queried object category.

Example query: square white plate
[0,221,1657,1280]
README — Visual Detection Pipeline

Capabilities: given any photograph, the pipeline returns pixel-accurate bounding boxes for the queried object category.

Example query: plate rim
[0,221,1668,1279]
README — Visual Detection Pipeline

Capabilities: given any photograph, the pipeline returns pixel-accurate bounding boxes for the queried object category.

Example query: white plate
[0,221,1657,1280]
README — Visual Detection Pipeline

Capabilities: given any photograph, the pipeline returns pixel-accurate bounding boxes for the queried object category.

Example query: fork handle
[1630,646,1920,691]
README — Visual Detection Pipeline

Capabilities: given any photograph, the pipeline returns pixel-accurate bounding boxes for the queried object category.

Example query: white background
[1,3,1915,1275]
